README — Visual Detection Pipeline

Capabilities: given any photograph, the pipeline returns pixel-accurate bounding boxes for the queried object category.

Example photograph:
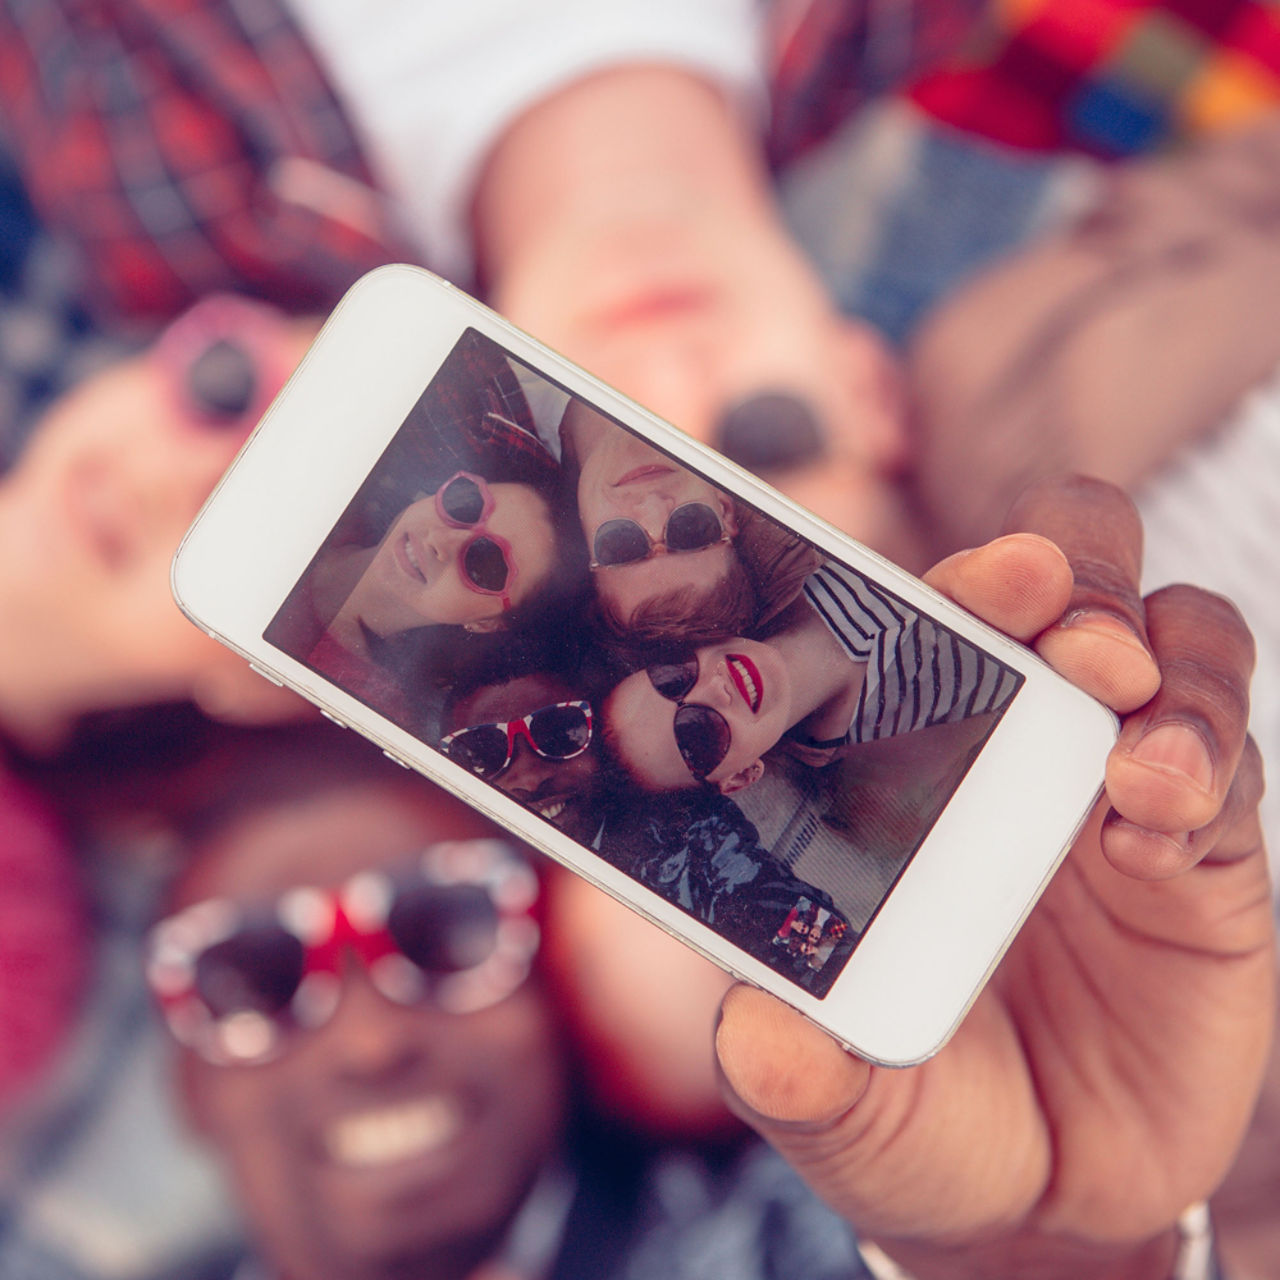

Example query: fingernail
[1061,610,1149,655]
[1130,723,1215,791]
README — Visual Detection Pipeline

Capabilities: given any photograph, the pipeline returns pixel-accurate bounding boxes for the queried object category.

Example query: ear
[716,759,764,795]
[717,495,739,538]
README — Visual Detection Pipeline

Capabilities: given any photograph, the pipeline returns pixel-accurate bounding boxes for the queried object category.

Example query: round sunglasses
[590,502,730,570]
[645,652,732,782]
[440,700,593,781]
[146,839,539,1066]
[156,294,296,435]
[433,472,519,610]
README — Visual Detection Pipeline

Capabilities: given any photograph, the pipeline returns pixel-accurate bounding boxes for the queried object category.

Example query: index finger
[1101,583,1260,877]
[1002,476,1161,712]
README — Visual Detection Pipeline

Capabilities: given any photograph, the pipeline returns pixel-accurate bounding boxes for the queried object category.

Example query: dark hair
[591,551,757,648]
[369,478,590,694]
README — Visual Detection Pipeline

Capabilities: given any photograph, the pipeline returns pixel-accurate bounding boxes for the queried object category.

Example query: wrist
[861,1223,1187,1280]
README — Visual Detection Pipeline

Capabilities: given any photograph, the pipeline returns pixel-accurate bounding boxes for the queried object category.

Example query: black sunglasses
[440,701,593,781]
[645,653,732,782]
[590,502,729,569]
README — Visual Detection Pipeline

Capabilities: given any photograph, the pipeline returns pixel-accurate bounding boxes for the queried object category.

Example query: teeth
[402,535,423,579]
[325,1097,462,1168]
[729,657,759,712]
[535,799,566,821]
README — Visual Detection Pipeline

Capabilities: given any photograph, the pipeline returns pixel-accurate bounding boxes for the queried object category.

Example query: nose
[426,519,473,560]
[318,956,432,1081]
[624,491,677,538]
[696,657,735,710]
[500,737,559,797]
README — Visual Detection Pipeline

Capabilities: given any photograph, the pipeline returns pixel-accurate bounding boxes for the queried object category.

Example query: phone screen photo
[262,327,1024,999]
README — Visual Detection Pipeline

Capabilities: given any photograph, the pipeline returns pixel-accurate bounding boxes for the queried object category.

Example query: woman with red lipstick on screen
[601,557,1019,797]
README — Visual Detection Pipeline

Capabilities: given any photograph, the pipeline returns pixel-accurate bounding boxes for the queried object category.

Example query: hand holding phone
[715,476,1272,1280]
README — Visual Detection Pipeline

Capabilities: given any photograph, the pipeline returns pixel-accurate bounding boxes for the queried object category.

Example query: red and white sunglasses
[146,839,539,1066]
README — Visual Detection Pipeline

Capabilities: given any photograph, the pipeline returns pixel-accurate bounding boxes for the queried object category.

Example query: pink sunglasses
[433,471,518,611]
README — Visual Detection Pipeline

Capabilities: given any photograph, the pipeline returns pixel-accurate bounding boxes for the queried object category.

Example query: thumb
[715,984,871,1129]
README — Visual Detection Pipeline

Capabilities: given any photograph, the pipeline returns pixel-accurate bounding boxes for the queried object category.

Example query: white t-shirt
[803,563,1021,744]
[1134,363,1280,885]
[284,0,763,282]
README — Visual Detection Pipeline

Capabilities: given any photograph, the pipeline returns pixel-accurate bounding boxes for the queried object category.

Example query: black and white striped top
[803,563,1021,744]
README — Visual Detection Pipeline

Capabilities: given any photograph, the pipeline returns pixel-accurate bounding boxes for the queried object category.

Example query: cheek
[419,573,492,627]
[191,1065,327,1258]
[480,998,568,1135]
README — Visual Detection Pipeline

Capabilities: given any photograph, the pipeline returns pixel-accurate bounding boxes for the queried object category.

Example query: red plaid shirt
[767,0,985,164]
[0,0,412,319]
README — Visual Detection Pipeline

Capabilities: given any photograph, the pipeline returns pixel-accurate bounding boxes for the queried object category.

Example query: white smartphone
[172,264,1117,1066]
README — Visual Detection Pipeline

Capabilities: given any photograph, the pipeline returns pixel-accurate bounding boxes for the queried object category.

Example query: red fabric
[0,767,87,1113]
[908,0,1280,158]
[768,0,985,165]
[0,0,411,320]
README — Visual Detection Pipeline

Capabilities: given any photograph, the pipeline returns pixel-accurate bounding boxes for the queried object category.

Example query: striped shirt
[803,563,1019,743]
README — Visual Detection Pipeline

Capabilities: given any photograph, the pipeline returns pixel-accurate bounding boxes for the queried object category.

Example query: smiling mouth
[393,532,427,584]
[511,785,570,824]
[726,654,763,713]
[324,1096,463,1169]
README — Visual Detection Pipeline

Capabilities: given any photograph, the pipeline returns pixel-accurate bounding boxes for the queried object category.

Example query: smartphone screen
[263,327,1023,998]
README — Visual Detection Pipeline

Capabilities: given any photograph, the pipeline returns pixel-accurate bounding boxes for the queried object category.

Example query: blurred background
[1,2,1279,1277]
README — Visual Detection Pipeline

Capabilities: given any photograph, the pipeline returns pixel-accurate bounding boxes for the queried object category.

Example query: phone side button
[248,662,284,688]
[382,750,411,769]
[319,709,346,728]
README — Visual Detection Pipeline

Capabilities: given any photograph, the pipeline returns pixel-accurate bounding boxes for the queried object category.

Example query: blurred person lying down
[0,295,314,755]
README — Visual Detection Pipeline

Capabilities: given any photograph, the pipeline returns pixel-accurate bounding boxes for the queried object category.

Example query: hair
[591,551,758,649]
[595,681,709,797]
[168,721,444,850]
[369,478,591,701]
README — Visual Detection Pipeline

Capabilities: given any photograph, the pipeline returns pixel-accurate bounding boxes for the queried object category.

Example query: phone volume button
[248,662,284,688]
[318,709,345,727]
[382,750,411,769]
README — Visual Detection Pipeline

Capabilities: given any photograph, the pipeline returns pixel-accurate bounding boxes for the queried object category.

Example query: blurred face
[574,430,739,630]
[447,673,602,843]
[0,299,312,736]
[176,780,567,1280]
[352,482,558,634]
[604,639,792,793]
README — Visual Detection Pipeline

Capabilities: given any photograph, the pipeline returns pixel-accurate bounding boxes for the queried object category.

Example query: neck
[771,604,865,736]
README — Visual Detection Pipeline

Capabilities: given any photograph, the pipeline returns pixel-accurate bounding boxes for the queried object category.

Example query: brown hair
[593,552,757,648]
